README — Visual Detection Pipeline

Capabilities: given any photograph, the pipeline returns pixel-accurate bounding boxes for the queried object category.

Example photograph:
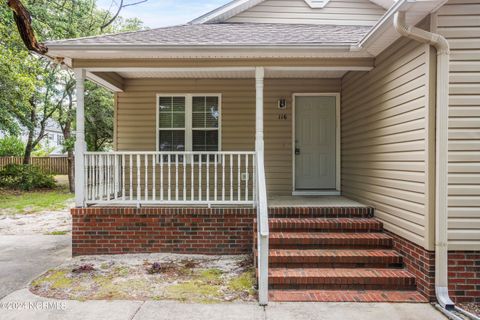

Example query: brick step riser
[268,227,383,233]
[268,208,375,219]
[269,284,417,291]
[269,243,393,249]
[269,262,404,268]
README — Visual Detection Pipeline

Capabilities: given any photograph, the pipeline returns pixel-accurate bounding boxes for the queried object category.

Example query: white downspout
[393,11,454,310]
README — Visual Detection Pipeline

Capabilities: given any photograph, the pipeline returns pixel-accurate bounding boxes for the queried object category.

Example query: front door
[294,95,336,190]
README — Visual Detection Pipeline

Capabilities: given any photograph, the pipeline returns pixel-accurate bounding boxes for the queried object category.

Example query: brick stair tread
[269,249,402,263]
[267,218,383,231]
[269,267,416,281]
[270,232,391,240]
[269,289,428,302]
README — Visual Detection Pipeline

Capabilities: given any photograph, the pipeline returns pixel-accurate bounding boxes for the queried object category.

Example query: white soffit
[109,67,364,79]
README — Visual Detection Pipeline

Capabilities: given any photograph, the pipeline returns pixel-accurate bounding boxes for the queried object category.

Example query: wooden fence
[0,156,70,175]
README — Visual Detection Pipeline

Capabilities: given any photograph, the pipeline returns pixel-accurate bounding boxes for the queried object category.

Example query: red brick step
[268,268,417,290]
[269,249,403,268]
[268,218,383,232]
[269,289,428,303]
[268,207,374,219]
[269,232,393,249]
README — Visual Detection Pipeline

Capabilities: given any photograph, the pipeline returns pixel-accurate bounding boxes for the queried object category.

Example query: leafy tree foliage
[0,136,25,156]
[85,82,114,151]
[1,0,144,189]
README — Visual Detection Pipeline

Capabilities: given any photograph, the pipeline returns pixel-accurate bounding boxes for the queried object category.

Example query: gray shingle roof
[46,23,371,47]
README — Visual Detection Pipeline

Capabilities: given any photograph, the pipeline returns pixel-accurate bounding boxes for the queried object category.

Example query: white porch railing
[83,151,256,206]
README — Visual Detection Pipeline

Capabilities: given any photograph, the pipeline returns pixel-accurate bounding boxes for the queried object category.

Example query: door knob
[295,148,300,155]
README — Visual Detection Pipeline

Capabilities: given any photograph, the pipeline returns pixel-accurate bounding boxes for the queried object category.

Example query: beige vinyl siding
[226,0,385,26]
[341,34,435,250]
[434,0,480,250]
[116,78,341,196]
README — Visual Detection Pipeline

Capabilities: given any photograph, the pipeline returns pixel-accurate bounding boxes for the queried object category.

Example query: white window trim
[156,93,222,154]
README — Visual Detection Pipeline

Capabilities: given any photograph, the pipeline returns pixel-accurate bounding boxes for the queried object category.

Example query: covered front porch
[74,63,373,209]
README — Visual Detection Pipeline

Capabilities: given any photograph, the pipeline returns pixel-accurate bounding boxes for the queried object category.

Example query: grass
[45,231,69,235]
[0,176,73,214]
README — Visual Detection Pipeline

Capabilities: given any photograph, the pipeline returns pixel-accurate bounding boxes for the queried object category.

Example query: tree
[85,82,114,151]
[3,0,144,190]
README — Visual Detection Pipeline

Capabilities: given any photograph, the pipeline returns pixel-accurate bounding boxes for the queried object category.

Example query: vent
[305,0,331,8]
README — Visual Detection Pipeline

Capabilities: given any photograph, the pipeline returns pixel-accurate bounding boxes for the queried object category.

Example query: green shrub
[0,164,56,190]
[0,136,25,157]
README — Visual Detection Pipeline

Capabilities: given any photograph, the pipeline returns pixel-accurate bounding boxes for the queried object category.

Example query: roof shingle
[46,23,371,47]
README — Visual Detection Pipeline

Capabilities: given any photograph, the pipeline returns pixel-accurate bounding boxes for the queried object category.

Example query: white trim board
[291,93,341,194]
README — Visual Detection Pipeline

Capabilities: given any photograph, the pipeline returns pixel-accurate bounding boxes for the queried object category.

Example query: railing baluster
[114,155,119,200]
[129,154,133,201]
[238,154,241,201]
[214,154,218,202]
[175,154,179,201]
[168,155,171,201]
[152,154,156,201]
[137,154,141,202]
[230,154,233,201]
[199,154,202,201]
[160,155,164,201]
[122,154,125,201]
[191,154,194,201]
[222,154,225,202]
[206,154,210,203]
[183,155,186,201]
[99,155,104,200]
[145,154,148,201]
[245,154,248,201]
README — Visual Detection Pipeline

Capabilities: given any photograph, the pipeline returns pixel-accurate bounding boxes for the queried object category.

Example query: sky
[96,0,231,28]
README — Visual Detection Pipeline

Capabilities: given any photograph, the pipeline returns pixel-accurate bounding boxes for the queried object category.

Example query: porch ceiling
[114,69,349,79]
[88,66,372,92]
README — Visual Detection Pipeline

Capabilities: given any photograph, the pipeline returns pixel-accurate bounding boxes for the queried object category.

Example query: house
[45,0,480,308]
[0,119,66,156]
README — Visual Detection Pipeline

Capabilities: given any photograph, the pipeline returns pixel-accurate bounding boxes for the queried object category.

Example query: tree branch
[7,0,48,54]
[101,0,148,31]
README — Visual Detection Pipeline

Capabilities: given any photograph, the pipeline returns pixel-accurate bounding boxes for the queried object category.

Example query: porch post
[255,67,265,152]
[74,69,86,207]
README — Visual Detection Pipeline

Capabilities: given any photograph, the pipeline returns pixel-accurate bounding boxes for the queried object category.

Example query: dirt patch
[0,209,71,235]
[30,253,256,303]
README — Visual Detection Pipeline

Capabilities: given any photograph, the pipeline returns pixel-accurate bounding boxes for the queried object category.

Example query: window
[157,94,220,156]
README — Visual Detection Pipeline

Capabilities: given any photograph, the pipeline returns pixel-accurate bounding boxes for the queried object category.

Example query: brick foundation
[448,251,480,303]
[71,207,255,256]
[387,231,480,303]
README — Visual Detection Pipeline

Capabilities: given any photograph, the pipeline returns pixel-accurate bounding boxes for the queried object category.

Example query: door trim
[292,93,341,194]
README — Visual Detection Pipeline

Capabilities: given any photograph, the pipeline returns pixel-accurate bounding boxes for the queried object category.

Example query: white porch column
[255,67,265,153]
[74,69,86,207]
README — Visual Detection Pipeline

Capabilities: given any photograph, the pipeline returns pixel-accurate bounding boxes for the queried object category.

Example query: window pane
[159,97,172,112]
[206,97,218,112]
[192,112,205,128]
[192,96,205,113]
[192,130,218,151]
[172,97,185,112]
[159,130,185,151]
[206,109,219,128]
[159,112,172,128]
[172,113,185,128]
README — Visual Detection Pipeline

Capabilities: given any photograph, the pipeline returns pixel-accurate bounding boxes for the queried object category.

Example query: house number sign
[278,113,287,120]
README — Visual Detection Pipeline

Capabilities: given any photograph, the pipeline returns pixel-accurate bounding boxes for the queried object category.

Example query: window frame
[156,93,222,155]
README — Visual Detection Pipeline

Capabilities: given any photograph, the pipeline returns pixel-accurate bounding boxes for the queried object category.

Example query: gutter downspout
[393,11,455,311]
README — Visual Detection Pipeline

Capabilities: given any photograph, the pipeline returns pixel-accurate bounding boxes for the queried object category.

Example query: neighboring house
[46,0,480,307]
[0,119,65,156]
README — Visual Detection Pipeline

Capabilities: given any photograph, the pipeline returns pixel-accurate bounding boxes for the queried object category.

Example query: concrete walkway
[0,235,71,299]
[0,289,446,320]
